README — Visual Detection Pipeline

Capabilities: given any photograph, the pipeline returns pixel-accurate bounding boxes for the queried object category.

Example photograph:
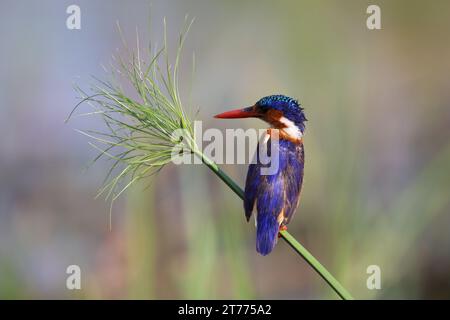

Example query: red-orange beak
[214,106,260,119]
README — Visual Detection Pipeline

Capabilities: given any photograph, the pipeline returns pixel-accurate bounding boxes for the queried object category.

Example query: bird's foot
[278,225,287,238]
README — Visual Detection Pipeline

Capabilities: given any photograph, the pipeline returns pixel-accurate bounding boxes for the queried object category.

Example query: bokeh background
[1,0,450,299]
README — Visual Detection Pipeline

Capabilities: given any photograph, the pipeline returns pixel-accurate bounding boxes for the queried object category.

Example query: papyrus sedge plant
[67,18,353,300]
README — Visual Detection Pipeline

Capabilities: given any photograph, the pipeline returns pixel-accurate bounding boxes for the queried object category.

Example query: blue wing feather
[282,142,304,224]
[244,163,259,222]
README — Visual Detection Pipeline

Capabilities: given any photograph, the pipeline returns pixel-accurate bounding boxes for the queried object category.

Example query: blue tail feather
[256,213,279,255]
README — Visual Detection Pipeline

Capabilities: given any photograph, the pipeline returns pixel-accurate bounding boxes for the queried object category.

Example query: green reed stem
[197,151,354,300]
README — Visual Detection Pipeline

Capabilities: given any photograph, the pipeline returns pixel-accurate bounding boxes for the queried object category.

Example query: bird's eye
[255,105,268,113]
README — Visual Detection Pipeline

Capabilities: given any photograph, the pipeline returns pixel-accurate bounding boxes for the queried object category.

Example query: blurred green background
[1,0,450,299]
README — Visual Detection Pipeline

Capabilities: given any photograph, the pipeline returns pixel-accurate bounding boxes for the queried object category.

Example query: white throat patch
[278,116,303,141]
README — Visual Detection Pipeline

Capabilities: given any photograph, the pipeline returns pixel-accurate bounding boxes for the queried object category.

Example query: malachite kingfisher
[215,95,306,255]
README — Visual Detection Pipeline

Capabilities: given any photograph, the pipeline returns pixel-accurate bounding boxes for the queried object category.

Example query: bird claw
[278,225,287,238]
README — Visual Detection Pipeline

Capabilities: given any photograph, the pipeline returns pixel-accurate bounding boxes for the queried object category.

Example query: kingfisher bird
[214,95,306,255]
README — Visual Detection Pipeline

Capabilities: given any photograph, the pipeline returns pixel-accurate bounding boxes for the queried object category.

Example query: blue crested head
[214,94,307,143]
[255,95,307,132]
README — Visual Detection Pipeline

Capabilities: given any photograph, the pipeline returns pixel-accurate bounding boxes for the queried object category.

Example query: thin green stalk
[197,151,354,300]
